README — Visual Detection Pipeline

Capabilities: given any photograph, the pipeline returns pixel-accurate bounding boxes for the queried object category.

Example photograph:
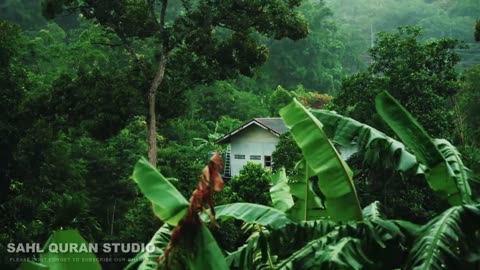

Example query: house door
[264,156,272,171]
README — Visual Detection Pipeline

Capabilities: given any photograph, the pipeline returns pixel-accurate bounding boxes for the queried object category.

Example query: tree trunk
[147,52,167,167]
[110,199,116,235]
[146,0,169,167]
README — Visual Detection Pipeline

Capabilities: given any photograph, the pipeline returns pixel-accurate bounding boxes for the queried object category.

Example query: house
[216,118,287,178]
[216,117,358,178]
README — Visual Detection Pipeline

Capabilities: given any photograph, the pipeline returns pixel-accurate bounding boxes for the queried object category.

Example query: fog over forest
[1,0,479,90]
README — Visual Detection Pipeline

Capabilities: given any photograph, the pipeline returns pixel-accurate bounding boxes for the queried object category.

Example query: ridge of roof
[216,117,288,144]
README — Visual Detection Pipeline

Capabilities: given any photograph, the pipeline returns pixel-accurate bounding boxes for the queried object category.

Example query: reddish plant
[160,151,224,268]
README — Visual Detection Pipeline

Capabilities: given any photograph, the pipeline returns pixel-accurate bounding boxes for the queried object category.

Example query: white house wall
[226,123,359,177]
[230,125,279,177]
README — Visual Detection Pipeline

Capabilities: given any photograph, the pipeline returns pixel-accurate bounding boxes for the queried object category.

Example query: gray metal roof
[254,118,289,135]
[216,117,288,144]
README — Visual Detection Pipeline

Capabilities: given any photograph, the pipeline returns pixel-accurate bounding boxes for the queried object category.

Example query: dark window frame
[250,155,261,160]
[264,155,272,167]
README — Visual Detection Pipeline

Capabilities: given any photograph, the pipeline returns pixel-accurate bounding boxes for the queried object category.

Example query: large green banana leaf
[267,220,338,259]
[227,213,417,270]
[287,159,327,221]
[19,230,101,270]
[434,139,473,204]
[213,203,293,229]
[128,223,172,270]
[280,99,363,221]
[405,204,480,269]
[276,237,370,270]
[131,157,189,225]
[375,91,472,205]
[187,224,229,270]
[151,223,229,270]
[273,218,409,270]
[270,168,295,212]
[311,109,424,174]
[226,220,338,270]
[226,236,262,270]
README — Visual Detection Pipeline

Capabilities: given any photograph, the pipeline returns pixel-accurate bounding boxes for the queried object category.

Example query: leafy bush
[272,133,302,176]
[230,163,272,206]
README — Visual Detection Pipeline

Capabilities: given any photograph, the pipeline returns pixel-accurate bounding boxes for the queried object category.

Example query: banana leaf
[405,204,480,269]
[273,216,417,269]
[187,224,229,270]
[132,224,172,270]
[287,159,327,221]
[156,223,229,270]
[19,230,101,270]
[434,139,473,205]
[280,99,363,221]
[362,201,385,220]
[226,237,261,270]
[270,168,294,212]
[213,203,293,229]
[131,157,189,225]
[226,220,338,270]
[375,91,472,205]
[311,109,425,174]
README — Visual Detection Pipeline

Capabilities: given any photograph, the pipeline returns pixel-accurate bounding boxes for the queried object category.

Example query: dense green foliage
[0,20,24,197]
[459,65,480,146]
[260,1,347,92]
[327,0,480,69]
[119,94,479,270]
[271,134,302,175]
[335,26,460,139]
[228,163,272,206]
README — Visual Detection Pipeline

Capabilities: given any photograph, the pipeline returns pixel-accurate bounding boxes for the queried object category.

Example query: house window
[264,156,272,169]
[250,155,261,160]
[234,154,245,160]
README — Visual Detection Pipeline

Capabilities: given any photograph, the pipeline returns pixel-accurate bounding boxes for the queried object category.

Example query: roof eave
[215,120,281,144]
